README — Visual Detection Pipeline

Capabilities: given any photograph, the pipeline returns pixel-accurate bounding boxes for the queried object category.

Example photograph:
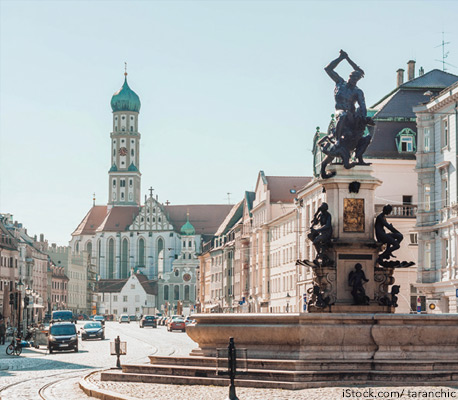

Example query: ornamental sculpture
[319,50,375,179]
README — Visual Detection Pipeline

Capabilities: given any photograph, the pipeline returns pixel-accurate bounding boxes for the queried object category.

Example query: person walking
[0,318,6,345]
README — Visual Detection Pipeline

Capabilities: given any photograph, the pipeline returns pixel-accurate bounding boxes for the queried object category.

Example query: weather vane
[124,62,128,76]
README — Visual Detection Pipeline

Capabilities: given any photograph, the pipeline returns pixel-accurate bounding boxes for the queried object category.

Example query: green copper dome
[180,216,195,236]
[111,76,141,113]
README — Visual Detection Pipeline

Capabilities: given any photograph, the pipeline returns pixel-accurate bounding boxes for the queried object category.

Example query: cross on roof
[149,187,154,198]
[165,200,170,206]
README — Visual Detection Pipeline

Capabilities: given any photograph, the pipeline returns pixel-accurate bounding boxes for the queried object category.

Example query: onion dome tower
[108,65,142,206]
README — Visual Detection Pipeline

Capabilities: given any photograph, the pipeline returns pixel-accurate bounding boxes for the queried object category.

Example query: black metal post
[17,292,22,337]
[115,335,121,369]
[227,337,239,400]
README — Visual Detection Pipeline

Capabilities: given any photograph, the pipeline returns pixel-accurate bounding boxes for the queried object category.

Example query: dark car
[48,322,78,353]
[140,315,157,328]
[51,310,76,324]
[80,322,105,340]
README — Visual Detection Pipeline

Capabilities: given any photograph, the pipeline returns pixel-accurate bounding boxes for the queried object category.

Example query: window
[424,127,431,152]
[409,233,418,245]
[184,285,190,300]
[441,169,449,208]
[131,284,135,289]
[442,118,449,149]
[129,179,132,187]
[424,184,431,212]
[113,295,118,302]
[123,296,128,302]
[120,180,126,187]
[123,307,128,313]
[164,285,169,300]
[395,128,416,153]
[174,285,179,300]
[444,239,449,265]
[424,242,431,270]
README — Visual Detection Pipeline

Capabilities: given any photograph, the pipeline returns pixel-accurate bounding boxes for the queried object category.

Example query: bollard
[110,336,126,369]
[227,337,239,400]
[115,336,121,368]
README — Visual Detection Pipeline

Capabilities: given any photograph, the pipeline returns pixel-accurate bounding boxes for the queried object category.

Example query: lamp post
[286,292,291,313]
[25,286,32,328]
[16,279,24,336]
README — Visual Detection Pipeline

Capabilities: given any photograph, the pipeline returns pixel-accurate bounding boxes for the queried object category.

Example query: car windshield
[173,319,185,323]
[84,322,102,329]
[145,316,155,320]
[50,325,76,336]
[94,316,103,320]
[52,311,73,321]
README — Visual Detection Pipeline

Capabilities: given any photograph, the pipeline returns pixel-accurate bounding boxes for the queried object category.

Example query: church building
[70,72,232,315]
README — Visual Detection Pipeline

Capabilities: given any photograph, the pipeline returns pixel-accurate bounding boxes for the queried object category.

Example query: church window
[174,285,180,300]
[164,285,169,300]
[130,126,133,132]
[183,241,186,248]
[153,208,156,213]
[131,149,134,156]
[129,179,132,187]
[152,218,155,222]
[188,240,192,247]
[108,239,115,279]
[113,149,116,156]
[147,218,150,222]
[122,116,125,120]
[138,238,145,267]
[121,192,124,200]
[159,217,161,222]
[188,254,192,259]
[113,179,116,187]
[131,140,134,144]
[184,285,190,301]
[121,239,129,279]
[174,269,179,277]
[130,116,134,120]
[121,139,125,143]
[121,161,125,166]
[120,180,126,187]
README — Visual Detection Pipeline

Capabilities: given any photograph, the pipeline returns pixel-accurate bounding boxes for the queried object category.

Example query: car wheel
[182,329,186,332]
[101,336,105,340]
[74,346,78,353]
[49,348,53,354]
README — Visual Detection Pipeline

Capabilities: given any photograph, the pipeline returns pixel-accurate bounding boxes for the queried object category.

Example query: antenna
[227,192,232,204]
[435,32,456,71]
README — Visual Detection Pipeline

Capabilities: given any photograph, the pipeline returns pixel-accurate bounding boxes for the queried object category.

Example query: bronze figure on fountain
[319,50,375,179]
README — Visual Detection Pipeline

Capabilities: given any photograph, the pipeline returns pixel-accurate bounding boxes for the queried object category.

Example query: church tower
[108,70,142,206]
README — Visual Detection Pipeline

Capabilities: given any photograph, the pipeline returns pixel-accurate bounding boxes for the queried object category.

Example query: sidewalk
[80,370,458,400]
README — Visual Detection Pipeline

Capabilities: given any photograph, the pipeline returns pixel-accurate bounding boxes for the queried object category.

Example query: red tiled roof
[72,206,108,236]
[266,176,312,202]
[164,204,234,236]
[96,206,141,232]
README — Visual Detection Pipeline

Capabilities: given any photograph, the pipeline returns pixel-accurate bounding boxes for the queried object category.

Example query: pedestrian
[0,319,6,345]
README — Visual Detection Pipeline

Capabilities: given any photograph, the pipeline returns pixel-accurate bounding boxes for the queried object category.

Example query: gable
[130,197,173,231]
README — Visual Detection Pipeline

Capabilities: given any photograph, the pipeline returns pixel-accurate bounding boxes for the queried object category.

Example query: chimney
[407,60,415,81]
[40,233,44,242]
[419,67,425,76]
[396,68,405,87]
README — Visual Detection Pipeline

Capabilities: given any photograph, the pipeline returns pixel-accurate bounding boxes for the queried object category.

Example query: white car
[119,314,130,324]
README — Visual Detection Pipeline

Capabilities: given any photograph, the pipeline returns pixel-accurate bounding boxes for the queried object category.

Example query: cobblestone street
[1,321,458,400]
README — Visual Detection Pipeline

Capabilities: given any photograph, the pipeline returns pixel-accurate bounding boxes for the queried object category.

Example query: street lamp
[286,293,291,313]
[16,279,24,336]
[25,286,32,328]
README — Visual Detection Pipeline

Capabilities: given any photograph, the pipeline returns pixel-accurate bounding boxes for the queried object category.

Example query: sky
[0,0,457,245]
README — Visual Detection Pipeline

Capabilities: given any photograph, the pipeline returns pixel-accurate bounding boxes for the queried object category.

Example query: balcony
[375,204,417,218]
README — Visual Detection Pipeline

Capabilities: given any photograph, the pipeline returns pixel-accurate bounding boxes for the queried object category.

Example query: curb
[79,369,140,400]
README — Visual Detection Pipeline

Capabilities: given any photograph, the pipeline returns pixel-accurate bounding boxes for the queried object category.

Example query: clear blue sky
[0,0,457,245]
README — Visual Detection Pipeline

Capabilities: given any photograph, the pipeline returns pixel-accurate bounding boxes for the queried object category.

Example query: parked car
[51,310,76,324]
[80,321,105,340]
[140,315,157,328]
[119,314,130,324]
[92,315,105,325]
[77,314,89,321]
[168,318,186,332]
[129,315,137,322]
[48,322,78,353]
[184,317,195,326]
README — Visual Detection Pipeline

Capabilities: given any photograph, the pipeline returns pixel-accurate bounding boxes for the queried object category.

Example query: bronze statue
[307,202,332,256]
[348,263,369,305]
[319,50,375,179]
[375,205,403,261]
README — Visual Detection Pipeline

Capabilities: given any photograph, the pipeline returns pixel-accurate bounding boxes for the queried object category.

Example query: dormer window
[395,128,416,153]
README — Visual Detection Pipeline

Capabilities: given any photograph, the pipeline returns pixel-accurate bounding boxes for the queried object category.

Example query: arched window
[86,241,92,257]
[108,238,114,279]
[184,285,190,301]
[75,241,80,253]
[174,285,180,300]
[157,238,164,277]
[97,240,102,275]
[138,238,145,268]
[121,238,129,278]
[164,285,169,301]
